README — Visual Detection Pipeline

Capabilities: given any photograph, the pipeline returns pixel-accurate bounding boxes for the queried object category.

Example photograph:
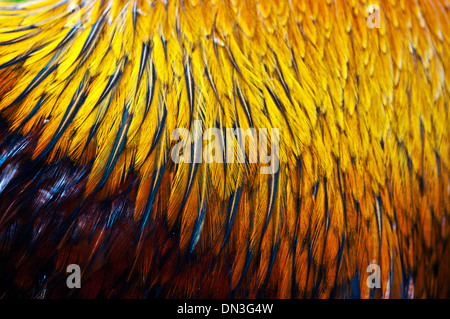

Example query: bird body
[0,0,449,298]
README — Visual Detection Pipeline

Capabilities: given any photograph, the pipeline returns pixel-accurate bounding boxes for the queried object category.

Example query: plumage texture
[0,0,449,298]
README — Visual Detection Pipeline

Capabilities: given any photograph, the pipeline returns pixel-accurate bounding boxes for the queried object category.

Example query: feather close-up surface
[0,0,449,299]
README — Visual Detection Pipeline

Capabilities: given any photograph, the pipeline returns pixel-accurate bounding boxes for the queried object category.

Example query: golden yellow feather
[0,0,448,298]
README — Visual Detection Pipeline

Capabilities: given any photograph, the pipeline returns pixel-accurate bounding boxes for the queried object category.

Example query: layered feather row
[0,0,448,298]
